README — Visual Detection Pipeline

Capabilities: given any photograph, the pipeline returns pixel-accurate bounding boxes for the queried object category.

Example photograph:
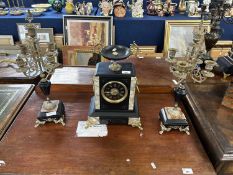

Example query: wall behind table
[0,6,231,52]
[113,10,232,52]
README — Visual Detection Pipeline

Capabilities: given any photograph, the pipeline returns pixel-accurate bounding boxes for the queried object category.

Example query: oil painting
[164,20,210,57]
[64,16,113,47]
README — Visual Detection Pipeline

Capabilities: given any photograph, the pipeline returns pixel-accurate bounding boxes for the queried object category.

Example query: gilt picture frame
[0,35,14,46]
[62,46,101,66]
[163,20,210,57]
[63,15,113,47]
[210,40,233,59]
[54,34,64,50]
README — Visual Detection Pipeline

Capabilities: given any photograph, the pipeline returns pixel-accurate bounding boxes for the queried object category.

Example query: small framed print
[36,28,54,43]
[17,23,41,42]
[0,35,14,46]
[54,34,64,50]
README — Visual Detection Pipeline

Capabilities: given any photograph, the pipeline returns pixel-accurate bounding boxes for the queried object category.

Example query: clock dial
[101,81,128,103]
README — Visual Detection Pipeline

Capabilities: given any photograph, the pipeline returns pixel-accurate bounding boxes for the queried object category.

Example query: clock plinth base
[87,96,142,130]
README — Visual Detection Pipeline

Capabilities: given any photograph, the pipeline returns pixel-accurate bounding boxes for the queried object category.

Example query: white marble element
[93,76,100,109]
[128,77,137,110]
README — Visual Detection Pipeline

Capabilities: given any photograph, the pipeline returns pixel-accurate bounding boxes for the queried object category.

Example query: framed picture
[62,46,101,66]
[54,34,64,50]
[63,15,113,46]
[0,35,14,46]
[36,28,54,43]
[210,40,233,60]
[0,45,20,55]
[214,40,232,48]
[163,20,210,57]
[0,84,34,140]
[17,23,41,42]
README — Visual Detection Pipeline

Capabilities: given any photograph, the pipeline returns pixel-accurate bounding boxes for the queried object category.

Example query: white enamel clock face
[101,81,128,103]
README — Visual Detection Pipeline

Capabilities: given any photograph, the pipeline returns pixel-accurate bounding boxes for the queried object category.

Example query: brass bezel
[101,81,128,104]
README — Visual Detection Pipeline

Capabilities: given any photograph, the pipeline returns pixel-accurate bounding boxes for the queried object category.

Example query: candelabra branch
[14,11,60,80]
[166,7,218,95]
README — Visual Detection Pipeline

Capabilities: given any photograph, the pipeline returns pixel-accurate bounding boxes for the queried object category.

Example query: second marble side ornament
[159,105,190,135]
[35,80,65,127]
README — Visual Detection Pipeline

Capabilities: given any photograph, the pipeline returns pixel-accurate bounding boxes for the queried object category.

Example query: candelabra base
[159,122,190,135]
[174,85,187,99]
[35,100,65,127]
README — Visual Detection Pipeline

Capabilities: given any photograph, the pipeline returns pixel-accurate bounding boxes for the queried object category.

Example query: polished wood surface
[127,57,172,87]
[184,82,233,175]
[0,90,216,175]
[51,57,173,93]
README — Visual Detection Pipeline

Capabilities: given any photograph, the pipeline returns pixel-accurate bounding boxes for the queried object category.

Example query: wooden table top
[51,57,174,94]
[0,89,216,175]
[184,82,233,174]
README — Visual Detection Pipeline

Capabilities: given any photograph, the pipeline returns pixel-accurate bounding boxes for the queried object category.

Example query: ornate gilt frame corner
[62,46,102,66]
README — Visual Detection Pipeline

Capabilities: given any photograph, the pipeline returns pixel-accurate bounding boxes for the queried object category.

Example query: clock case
[88,62,140,125]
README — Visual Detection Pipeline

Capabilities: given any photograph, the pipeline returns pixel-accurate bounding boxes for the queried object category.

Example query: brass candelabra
[166,19,217,96]
[16,11,65,127]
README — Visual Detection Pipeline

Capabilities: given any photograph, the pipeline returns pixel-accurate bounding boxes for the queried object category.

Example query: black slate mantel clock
[86,45,142,130]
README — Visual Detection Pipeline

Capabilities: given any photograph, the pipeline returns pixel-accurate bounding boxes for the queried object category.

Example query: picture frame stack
[62,15,113,66]
[17,23,55,55]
